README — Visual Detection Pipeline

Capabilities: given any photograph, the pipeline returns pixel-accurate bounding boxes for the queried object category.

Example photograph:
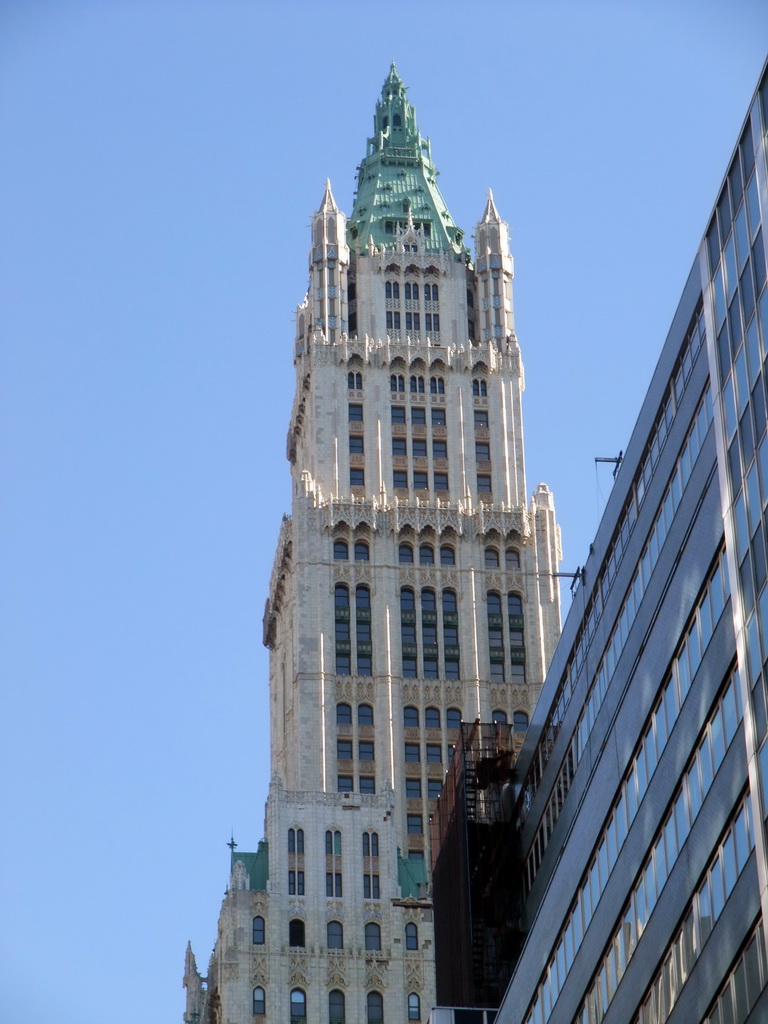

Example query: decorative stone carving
[327,957,346,987]
[326,902,344,919]
[363,905,383,920]
[250,954,269,985]
[405,961,422,988]
[365,961,389,989]
[230,860,250,891]
[289,956,309,987]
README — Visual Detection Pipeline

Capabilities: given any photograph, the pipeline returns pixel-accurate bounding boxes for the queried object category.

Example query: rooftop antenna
[595,450,623,479]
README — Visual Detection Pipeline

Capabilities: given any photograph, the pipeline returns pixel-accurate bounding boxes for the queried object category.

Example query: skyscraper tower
[184,63,562,1024]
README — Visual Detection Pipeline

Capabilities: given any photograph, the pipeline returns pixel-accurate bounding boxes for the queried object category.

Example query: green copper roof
[231,841,268,891]
[348,63,467,255]
[397,849,429,898]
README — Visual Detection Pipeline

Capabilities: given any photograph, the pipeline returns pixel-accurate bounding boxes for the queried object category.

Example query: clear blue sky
[1,3,766,1022]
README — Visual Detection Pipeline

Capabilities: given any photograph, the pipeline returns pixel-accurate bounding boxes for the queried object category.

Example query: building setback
[183,64,562,1024]
[473,58,768,1024]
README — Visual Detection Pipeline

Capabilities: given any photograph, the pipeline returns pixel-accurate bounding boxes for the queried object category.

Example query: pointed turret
[348,64,467,254]
[308,177,349,345]
[182,942,205,1024]
[317,177,338,213]
[475,190,515,344]
[481,188,500,223]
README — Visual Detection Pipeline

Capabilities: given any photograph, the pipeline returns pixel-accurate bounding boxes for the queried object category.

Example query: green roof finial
[347,65,467,255]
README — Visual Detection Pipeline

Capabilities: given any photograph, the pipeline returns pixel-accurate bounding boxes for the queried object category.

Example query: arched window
[334,539,348,560]
[487,591,502,615]
[393,113,402,127]
[508,592,523,616]
[442,589,457,613]
[404,282,412,300]
[412,283,420,300]
[325,829,333,854]
[385,281,392,299]
[447,708,462,731]
[327,920,344,949]
[288,828,295,852]
[403,706,419,728]
[289,920,305,947]
[419,545,434,565]
[356,585,371,608]
[367,991,384,1022]
[391,373,405,392]
[392,282,400,299]
[506,547,520,569]
[432,284,439,301]
[252,986,265,1015]
[514,711,529,732]
[440,545,455,565]
[290,989,306,1019]
[335,584,349,608]
[354,541,370,561]
[358,703,374,726]
[405,922,418,949]
[401,588,415,611]
[410,375,425,393]
[329,989,346,1023]
[336,702,351,724]
[485,547,500,568]
[408,993,421,1020]
[296,828,304,854]
[348,371,362,390]
[252,916,265,944]
[492,709,508,724]
[424,707,440,729]
[430,376,444,394]
[421,589,436,611]
[472,378,487,397]
[365,922,382,950]
[399,543,414,564]
[363,831,380,857]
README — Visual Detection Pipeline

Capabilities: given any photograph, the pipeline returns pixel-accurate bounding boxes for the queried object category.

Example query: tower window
[413,439,427,457]
[404,706,419,728]
[365,924,382,951]
[508,592,523,616]
[399,543,414,563]
[359,776,375,794]
[434,473,448,491]
[410,375,425,393]
[363,873,380,898]
[337,776,353,793]
[367,991,384,1023]
[336,702,352,724]
[408,993,421,1020]
[334,540,348,560]
[392,406,406,424]
[421,589,436,611]
[390,374,405,392]
[393,437,407,456]
[426,745,441,764]
[354,541,370,561]
[335,584,349,608]
[413,471,428,490]
[447,708,462,731]
[327,921,344,949]
[430,376,445,394]
[492,709,508,724]
[406,778,421,798]
[405,923,418,950]
[359,741,375,761]
[349,404,363,422]
[485,547,500,568]
[407,814,424,833]
[440,545,455,565]
[472,378,488,397]
[476,442,490,461]
[477,475,492,492]
[425,707,441,729]
[252,916,265,944]
[337,740,353,760]
[393,114,402,127]
[329,990,345,1023]
[363,831,379,857]
[412,407,427,425]
[253,987,265,1015]
[290,989,306,1019]
[433,440,447,458]
[442,589,457,612]
[405,743,420,762]
[289,922,305,948]
[474,410,489,428]
[506,548,521,569]
[431,408,446,426]
[394,470,408,489]
[358,703,374,726]
[348,371,363,390]
[350,468,365,486]
[514,711,529,732]
[401,588,416,611]
[419,545,434,564]
[349,435,364,454]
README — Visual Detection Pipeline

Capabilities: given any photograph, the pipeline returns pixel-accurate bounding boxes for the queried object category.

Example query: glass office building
[476,60,768,1024]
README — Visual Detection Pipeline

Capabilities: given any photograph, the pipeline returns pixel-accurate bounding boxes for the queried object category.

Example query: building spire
[317,178,338,213]
[482,188,501,223]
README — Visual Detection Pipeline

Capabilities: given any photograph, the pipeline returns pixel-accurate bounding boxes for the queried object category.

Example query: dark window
[401,588,416,611]
[359,776,376,794]
[506,548,520,568]
[421,589,436,611]
[365,924,382,952]
[445,659,459,680]
[403,657,417,677]
[426,744,441,764]
[350,468,365,487]
[430,376,445,394]
[440,546,455,565]
[392,437,407,456]
[476,442,490,460]
[354,541,370,561]
[413,438,427,457]
[401,622,416,644]
[487,592,502,615]
[363,831,379,857]
[288,828,296,853]
[336,702,352,724]
[253,986,265,1015]
[423,658,438,678]
[485,547,500,567]
[431,408,446,426]
[404,706,419,727]
[399,543,414,563]
[289,921,305,948]
[425,707,441,728]
[405,743,420,762]
[410,375,425,393]
[514,711,529,732]
[391,406,406,423]
[413,471,428,489]
[337,740,352,760]
[348,371,362,390]
[394,470,408,489]
[434,473,448,491]
[447,708,462,730]
[327,921,343,949]
[335,584,349,608]
[510,629,524,648]
[290,989,306,1019]
[334,540,348,560]
[433,440,447,458]
[325,830,333,855]
[363,873,380,899]
[492,709,508,724]
[406,778,421,798]
[419,544,434,564]
[350,435,364,454]
[253,916,265,944]
[356,585,371,608]
[359,741,375,761]
[442,589,457,612]
[407,814,423,833]
[428,779,443,799]
[412,407,427,425]
[337,775,353,792]
[296,828,304,853]
[472,379,488,397]
[405,923,418,950]
[358,703,374,726]
[329,989,345,1023]
[490,662,505,683]
[357,621,371,642]
[477,474,492,492]
[508,593,523,615]
[349,404,363,422]
[336,653,351,674]
[474,410,489,428]
[408,993,420,1021]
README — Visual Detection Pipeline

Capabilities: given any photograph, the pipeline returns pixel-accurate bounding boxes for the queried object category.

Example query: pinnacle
[317,178,339,213]
[482,188,501,222]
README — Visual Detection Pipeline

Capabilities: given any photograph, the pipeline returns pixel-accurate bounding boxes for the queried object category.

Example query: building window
[336,702,351,724]
[405,923,418,950]
[391,405,406,423]
[359,741,375,761]
[508,592,523,615]
[358,703,374,726]
[338,775,353,793]
[288,870,305,894]
[472,378,487,397]
[334,539,348,560]
[506,547,520,568]
[401,587,416,611]
[363,873,381,899]
[433,439,447,458]
[350,435,364,454]
[356,584,370,608]
[399,543,414,563]
[430,376,445,394]
[405,743,420,762]
[412,407,427,425]
[426,744,441,763]
[337,739,353,760]
[514,711,529,732]
[329,989,346,1024]
[252,986,265,1015]
[290,988,306,1019]
[349,404,363,422]
[289,921,305,948]
[492,709,507,724]
[336,653,351,674]
[423,658,438,678]
[252,916,265,944]
[413,471,428,490]
[477,474,492,492]
[326,871,342,896]
[490,662,505,683]
[412,439,427,459]
[447,708,462,730]
[439,545,455,565]
[431,408,446,426]
[403,657,417,678]
[390,374,405,392]
[385,281,400,300]
[443,588,457,612]
[365,925,382,952]
[428,779,443,799]
[434,473,449,491]
[474,410,489,428]
[406,778,422,798]
[485,547,500,568]
[367,991,384,1022]
[410,375,425,393]
[386,311,401,330]
[348,371,362,390]
[363,831,379,857]
[288,828,296,852]
[425,707,440,728]
[335,584,350,609]
[445,659,460,679]
[394,470,408,489]
[353,540,370,561]
[325,829,341,855]
[327,921,344,949]
[421,588,436,611]
[407,814,423,834]
[392,437,407,456]
[360,776,376,794]
[476,441,490,460]
[350,468,365,487]
[408,993,421,1020]
[404,706,419,728]
[419,544,434,564]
